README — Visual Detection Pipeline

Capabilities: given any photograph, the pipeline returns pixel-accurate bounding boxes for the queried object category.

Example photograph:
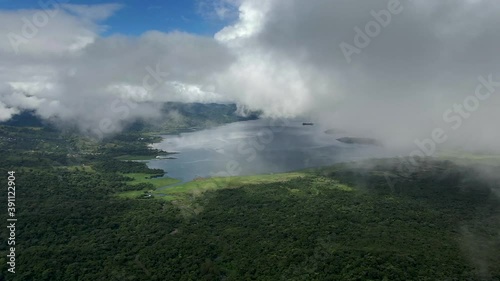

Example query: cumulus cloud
[211,0,500,152]
[0,0,500,150]
[0,5,232,136]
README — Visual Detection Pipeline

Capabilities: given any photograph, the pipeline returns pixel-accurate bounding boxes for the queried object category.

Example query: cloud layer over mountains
[1,0,500,150]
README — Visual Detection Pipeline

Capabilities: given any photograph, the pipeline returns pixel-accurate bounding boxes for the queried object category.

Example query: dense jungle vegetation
[0,108,499,281]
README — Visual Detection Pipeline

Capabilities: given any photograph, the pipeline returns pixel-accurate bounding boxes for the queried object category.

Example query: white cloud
[215,0,271,42]
[0,0,499,150]
[0,5,232,135]
[0,7,99,55]
[0,101,19,121]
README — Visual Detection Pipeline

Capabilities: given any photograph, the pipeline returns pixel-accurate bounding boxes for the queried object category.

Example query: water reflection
[148,119,390,182]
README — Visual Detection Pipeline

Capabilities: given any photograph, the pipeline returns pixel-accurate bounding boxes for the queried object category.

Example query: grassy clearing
[117,173,180,199]
[116,190,150,199]
[117,173,181,199]
[123,173,181,188]
[118,171,353,202]
[309,176,354,192]
[154,172,308,199]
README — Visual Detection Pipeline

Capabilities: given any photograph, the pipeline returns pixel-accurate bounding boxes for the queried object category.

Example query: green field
[117,173,181,199]
[154,172,308,199]
[116,189,152,199]
[117,172,310,200]
[123,173,181,188]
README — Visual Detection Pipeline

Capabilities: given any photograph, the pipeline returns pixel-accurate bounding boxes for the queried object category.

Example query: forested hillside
[0,122,499,280]
[0,108,499,280]
[127,102,260,134]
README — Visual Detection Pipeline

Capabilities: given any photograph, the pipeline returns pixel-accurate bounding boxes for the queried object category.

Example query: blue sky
[0,0,233,36]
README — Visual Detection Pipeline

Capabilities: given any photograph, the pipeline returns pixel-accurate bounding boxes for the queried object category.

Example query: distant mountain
[162,102,260,123]
[1,103,261,134]
[126,102,261,134]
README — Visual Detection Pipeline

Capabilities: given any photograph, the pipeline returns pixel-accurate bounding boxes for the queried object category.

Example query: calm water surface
[147,119,390,183]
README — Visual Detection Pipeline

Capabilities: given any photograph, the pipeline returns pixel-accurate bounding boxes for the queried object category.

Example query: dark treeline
[0,159,499,280]
[93,159,163,175]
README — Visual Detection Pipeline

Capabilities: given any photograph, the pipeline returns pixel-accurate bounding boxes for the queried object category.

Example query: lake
[147,119,391,183]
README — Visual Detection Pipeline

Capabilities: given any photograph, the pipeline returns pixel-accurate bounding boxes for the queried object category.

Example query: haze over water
[148,119,392,183]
